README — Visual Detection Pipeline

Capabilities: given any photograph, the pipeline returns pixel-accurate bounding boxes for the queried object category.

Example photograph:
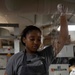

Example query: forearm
[59,14,68,40]
[55,13,69,56]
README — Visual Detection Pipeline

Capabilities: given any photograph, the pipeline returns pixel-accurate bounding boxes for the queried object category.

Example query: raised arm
[54,4,69,56]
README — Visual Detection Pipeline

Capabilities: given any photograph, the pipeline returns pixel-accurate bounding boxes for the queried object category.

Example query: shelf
[0,48,14,54]
[0,68,5,70]
[0,24,19,27]
[0,36,15,39]
[0,53,14,55]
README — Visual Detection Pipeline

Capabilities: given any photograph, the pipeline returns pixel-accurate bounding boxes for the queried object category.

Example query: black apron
[20,51,47,75]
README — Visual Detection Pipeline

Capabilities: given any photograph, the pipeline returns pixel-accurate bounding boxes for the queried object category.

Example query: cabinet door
[0,55,7,69]
[0,70,5,75]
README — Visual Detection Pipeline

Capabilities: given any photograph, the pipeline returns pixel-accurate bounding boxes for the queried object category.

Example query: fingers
[57,4,65,14]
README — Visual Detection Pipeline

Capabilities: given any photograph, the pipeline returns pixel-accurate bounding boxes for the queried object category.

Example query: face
[23,30,41,53]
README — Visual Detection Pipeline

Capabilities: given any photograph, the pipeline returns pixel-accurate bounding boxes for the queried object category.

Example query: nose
[34,40,38,44]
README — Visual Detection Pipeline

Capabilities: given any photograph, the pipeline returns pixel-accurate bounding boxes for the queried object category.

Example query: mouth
[33,46,38,49]
[33,45,39,49]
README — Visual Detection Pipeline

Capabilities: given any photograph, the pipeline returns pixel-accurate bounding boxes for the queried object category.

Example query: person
[69,69,75,75]
[69,58,75,73]
[69,58,75,75]
[4,4,69,75]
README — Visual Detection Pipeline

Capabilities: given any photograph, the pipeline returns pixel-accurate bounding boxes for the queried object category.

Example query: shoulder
[38,45,54,55]
[13,51,24,58]
[8,51,24,63]
[6,51,24,75]
[41,45,53,52]
[44,45,53,50]
[38,45,55,65]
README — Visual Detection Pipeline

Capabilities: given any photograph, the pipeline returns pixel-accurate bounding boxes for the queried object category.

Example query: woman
[4,4,68,75]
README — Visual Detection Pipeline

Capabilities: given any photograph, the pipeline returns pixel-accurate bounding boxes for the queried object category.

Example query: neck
[25,47,37,54]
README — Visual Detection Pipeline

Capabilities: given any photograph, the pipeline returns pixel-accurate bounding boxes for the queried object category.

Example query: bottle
[7,47,12,62]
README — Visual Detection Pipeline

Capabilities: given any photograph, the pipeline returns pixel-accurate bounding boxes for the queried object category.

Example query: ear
[22,37,26,44]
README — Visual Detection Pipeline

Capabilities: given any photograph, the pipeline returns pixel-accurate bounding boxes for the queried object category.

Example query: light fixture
[57,25,75,31]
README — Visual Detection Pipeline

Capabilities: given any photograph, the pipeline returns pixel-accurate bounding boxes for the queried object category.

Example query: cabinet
[0,39,14,72]
[0,39,14,54]
[0,24,19,75]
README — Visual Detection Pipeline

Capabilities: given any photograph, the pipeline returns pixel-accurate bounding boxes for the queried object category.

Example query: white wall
[69,31,75,41]
[57,44,74,57]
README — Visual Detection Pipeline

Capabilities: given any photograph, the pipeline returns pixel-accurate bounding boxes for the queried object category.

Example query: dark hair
[69,58,75,66]
[21,25,41,46]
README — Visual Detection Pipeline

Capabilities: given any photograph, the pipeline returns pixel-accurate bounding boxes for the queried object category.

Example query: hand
[57,4,66,14]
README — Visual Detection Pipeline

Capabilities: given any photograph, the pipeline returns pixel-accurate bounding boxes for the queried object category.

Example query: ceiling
[0,0,75,42]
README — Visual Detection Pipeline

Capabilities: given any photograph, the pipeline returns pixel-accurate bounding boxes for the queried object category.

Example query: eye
[30,38,35,41]
[37,39,41,42]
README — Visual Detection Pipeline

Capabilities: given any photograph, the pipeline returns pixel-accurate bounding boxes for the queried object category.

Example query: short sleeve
[6,55,15,75]
[40,45,55,65]
[5,51,24,75]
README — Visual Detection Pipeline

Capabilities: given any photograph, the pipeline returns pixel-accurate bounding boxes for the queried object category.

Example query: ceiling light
[57,25,75,31]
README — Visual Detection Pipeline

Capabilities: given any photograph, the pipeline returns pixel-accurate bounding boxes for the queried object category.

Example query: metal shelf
[0,36,15,39]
